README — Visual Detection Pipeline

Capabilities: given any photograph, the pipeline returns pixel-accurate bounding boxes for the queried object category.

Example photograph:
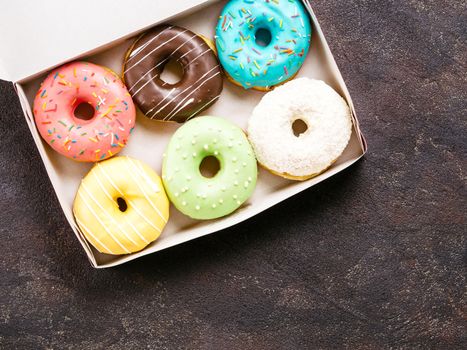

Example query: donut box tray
[0,0,367,268]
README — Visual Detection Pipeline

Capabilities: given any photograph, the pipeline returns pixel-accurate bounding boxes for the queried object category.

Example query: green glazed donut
[162,116,258,220]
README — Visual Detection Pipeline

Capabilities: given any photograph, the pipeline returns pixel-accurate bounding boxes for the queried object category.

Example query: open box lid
[0,0,213,83]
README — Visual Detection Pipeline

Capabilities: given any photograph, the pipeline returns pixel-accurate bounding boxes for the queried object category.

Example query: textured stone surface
[0,0,465,349]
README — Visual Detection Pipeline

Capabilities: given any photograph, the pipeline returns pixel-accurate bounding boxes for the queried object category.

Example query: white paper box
[0,0,367,268]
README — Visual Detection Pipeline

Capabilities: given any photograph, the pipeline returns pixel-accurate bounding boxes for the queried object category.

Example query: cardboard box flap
[0,0,212,82]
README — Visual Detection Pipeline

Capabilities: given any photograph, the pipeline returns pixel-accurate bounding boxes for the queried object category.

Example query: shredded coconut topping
[247,78,353,178]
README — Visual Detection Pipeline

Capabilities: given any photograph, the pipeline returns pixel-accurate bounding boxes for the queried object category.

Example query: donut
[247,78,353,180]
[123,25,223,123]
[215,0,312,91]
[73,156,170,255]
[33,62,136,162]
[162,116,257,220]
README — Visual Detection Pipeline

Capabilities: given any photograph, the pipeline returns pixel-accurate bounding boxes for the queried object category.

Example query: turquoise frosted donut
[215,0,312,90]
[162,116,258,220]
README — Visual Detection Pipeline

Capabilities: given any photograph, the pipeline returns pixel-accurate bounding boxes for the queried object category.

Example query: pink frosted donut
[33,61,136,162]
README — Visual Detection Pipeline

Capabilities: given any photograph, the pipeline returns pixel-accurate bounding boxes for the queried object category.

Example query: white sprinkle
[195,205,200,210]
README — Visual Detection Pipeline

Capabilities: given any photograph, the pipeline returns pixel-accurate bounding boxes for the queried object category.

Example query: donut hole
[73,102,95,121]
[292,119,309,137]
[199,156,221,178]
[160,58,184,85]
[116,197,128,212]
[255,28,272,47]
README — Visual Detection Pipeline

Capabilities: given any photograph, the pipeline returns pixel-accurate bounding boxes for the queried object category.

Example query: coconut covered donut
[247,78,353,180]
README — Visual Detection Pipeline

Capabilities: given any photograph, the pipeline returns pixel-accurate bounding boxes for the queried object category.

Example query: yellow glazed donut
[73,156,169,255]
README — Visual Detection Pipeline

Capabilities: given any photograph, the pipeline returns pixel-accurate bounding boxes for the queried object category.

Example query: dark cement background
[1,0,466,349]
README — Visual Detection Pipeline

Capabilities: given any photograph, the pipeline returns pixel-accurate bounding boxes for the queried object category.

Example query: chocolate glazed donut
[123,25,223,123]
